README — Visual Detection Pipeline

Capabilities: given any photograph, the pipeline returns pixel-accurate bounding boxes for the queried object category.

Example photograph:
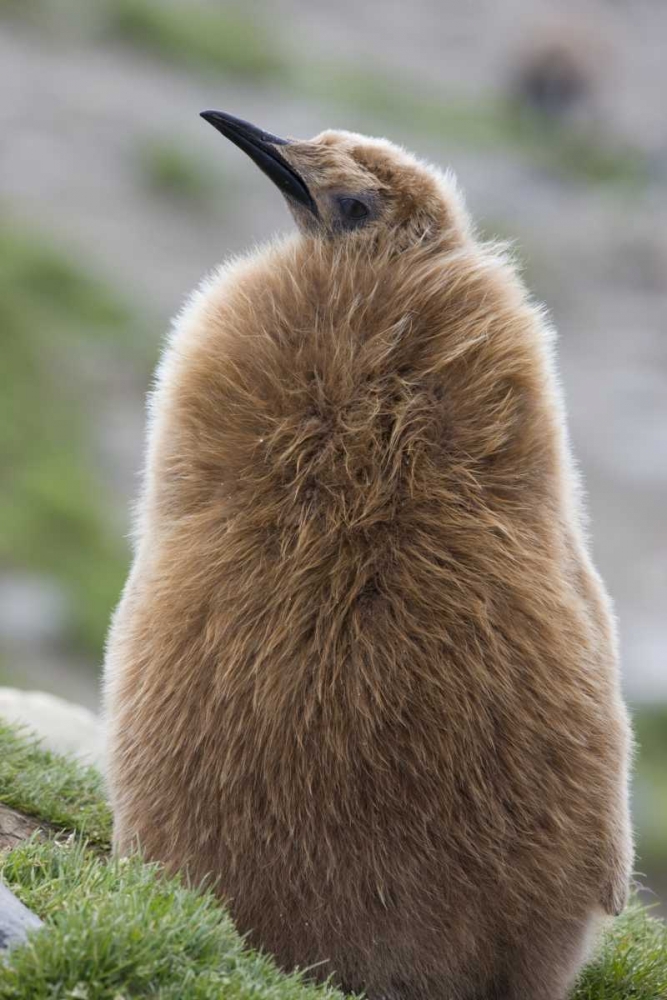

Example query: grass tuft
[0,838,350,1000]
[572,902,667,999]
[0,720,111,846]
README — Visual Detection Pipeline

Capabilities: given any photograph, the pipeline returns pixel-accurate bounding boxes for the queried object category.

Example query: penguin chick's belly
[108,538,611,997]
[107,418,617,993]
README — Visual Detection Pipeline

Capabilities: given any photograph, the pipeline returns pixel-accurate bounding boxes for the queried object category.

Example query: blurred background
[0,0,665,908]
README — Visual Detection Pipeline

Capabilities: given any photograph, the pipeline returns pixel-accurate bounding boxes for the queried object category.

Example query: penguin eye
[337,196,370,227]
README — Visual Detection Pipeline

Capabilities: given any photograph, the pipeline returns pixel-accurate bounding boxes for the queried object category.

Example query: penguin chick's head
[200,111,466,247]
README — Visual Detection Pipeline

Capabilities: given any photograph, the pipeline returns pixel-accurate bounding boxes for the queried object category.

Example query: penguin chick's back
[106,156,631,999]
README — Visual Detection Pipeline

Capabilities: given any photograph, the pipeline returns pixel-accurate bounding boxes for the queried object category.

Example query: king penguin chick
[104,112,634,1000]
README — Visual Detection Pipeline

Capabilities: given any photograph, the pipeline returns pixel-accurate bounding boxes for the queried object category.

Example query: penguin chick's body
[105,119,633,1000]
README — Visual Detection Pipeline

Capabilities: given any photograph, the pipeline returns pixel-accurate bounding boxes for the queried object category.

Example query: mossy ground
[0,722,665,999]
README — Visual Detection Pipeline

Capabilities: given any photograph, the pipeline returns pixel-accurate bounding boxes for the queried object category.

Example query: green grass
[572,902,667,1000]
[0,723,665,999]
[0,839,352,1000]
[0,224,145,657]
[0,720,111,847]
[103,0,285,81]
[572,902,667,999]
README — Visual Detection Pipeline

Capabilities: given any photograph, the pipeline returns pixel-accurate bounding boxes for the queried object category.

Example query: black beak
[200,110,318,217]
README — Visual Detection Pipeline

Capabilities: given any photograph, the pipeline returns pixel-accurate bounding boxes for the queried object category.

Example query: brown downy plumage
[104,114,633,1000]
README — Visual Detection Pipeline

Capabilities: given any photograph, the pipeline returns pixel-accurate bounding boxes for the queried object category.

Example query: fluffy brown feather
[104,130,633,1000]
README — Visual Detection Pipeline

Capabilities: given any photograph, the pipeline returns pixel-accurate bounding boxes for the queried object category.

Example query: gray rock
[0,881,42,953]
